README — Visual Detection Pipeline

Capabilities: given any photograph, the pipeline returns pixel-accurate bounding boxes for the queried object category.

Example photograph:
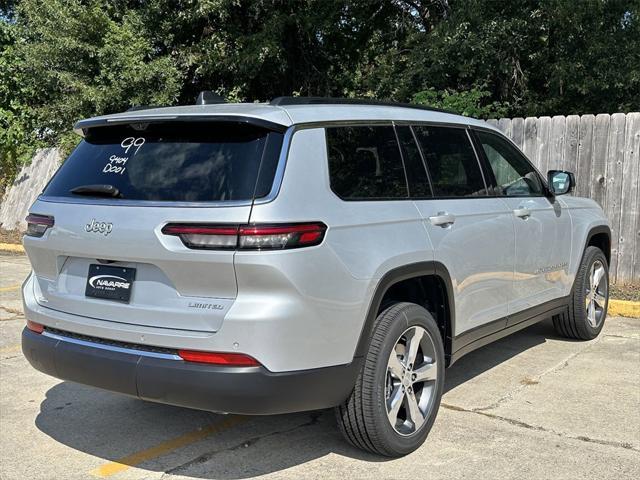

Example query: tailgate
[22,119,285,333]
[24,200,249,332]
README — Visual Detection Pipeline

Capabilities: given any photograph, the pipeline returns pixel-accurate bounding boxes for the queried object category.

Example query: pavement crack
[162,413,322,476]
[0,354,22,360]
[0,306,22,315]
[603,333,637,340]
[441,403,638,452]
[472,338,602,412]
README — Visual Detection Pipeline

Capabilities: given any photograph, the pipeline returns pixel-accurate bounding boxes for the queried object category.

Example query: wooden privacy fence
[486,113,640,284]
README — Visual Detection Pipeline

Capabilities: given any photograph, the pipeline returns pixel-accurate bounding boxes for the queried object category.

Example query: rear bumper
[22,328,359,415]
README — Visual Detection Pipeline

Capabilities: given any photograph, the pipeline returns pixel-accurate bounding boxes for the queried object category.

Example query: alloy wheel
[585,259,608,328]
[385,326,438,436]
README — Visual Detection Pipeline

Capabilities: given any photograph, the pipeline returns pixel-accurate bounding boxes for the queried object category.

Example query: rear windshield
[43,122,284,202]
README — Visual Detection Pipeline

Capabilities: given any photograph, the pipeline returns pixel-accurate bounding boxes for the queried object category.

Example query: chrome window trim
[42,330,182,360]
[252,126,295,205]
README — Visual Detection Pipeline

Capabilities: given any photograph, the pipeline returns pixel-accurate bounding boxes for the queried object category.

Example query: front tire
[335,302,445,457]
[553,246,609,340]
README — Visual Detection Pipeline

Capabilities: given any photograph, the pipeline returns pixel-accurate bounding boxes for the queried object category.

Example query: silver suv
[21,96,611,456]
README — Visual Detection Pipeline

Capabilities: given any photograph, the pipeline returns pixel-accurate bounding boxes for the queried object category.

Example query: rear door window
[413,126,487,197]
[43,122,284,202]
[326,126,408,199]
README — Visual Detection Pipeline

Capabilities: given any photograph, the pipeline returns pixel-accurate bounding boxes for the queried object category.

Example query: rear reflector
[162,222,327,250]
[178,350,260,366]
[26,320,44,334]
[25,214,54,238]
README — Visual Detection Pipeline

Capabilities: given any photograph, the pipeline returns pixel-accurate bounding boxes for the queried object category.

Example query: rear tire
[335,302,445,457]
[553,246,609,340]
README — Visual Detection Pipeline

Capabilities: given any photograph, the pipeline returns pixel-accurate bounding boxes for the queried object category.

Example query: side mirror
[547,170,575,195]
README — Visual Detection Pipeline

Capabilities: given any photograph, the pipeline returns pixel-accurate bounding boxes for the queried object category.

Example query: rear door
[24,121,284,332]
[398,125,516,335]
[472,129,572,316]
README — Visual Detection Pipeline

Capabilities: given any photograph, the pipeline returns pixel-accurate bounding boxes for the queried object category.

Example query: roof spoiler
[73,115,288,137]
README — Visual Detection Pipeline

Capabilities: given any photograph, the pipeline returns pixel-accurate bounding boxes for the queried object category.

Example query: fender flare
[582,224,611,264]
[353,261,455,360]
[566,224,611,296]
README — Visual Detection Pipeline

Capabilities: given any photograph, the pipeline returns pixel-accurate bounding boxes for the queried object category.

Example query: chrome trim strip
[42,330,182,360]
[253,126,295,205]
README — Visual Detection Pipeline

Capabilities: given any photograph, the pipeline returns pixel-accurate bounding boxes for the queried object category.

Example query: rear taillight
[178,350,260,366]
[26,320,44,334]
[162,222,327,250]
[25,214,54,237]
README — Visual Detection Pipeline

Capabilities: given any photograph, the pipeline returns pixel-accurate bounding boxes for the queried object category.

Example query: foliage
[1,0,639,189]
[406,0,640,116]
[1,0,183,185]
[412,87,509,118]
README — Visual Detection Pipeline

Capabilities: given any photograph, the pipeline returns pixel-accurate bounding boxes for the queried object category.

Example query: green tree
[1,0,183,176]
[404,0,640,116]
[413,87,509,118]
[1,0,638,191]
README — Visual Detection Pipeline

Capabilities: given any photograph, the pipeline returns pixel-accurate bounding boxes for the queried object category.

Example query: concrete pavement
[1,253,638,479]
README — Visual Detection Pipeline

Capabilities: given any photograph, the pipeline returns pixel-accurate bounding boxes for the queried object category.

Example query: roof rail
[126,105,155,112]
[269,96,455,114]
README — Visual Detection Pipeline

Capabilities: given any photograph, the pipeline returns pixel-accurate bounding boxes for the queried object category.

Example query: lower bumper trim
[22,328,360,415]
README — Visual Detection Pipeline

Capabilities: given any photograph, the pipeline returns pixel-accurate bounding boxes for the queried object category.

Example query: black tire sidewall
[369,304,445,456]
[572,247,609,338]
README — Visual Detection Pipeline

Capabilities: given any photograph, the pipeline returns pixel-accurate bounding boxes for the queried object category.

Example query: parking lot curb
[0,243,24,254]
[609,299,640,318]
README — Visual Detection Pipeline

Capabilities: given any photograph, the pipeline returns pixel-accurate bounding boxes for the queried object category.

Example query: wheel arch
[353,262,456,366]
[584,225,611,266]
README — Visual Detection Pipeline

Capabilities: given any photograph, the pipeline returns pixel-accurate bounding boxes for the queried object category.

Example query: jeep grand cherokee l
[21,95,611,456]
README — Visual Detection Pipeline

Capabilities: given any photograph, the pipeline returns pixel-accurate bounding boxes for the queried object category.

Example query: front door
[473,129,572,318]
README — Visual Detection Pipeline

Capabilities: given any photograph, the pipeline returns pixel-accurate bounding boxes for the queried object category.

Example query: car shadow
[443,318,566,393]
[35,319,563,479]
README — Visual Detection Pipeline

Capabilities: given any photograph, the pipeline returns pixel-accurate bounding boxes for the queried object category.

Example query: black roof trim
[74,115,288,136]
[270,96,456,115]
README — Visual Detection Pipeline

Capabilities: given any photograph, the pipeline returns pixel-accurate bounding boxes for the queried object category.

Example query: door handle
[429,212,456,227]
[513,207,531,219]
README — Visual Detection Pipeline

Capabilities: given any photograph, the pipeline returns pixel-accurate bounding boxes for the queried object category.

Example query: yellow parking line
[609,299,640,318]
[90,415,247,478]
[0,243,24,254]
[0,284,21,292]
